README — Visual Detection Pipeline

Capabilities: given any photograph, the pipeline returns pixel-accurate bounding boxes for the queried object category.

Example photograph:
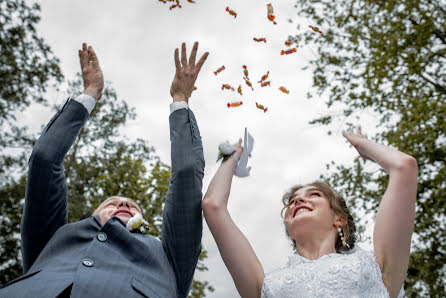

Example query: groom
[0,42,208,298]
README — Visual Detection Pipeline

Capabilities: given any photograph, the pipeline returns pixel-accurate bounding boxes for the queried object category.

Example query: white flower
[126,213,149,233]
[217,141,236,162]
[218,141,236,155]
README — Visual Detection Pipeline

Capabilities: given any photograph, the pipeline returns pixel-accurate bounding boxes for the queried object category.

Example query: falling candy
[309,25,323,34]
[222,84,235,91]
[227,101,243,108]
[226,7,237,18]
[256,102,268,113]
[281,48,297,55]
[214,65,225,75]
[279,86,289,94]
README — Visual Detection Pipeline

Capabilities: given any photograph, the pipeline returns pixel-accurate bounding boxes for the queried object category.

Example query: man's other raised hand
[79,43,104,101]
[170,42,209,103]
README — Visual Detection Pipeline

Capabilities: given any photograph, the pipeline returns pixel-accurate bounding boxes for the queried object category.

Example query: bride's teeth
[296,208,310,214]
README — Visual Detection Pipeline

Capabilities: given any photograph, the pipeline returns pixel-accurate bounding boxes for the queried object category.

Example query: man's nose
[118,199,131,209]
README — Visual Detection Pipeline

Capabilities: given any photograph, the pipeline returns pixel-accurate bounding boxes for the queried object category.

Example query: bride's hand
[342,127,375,162]
[234,138,243,160]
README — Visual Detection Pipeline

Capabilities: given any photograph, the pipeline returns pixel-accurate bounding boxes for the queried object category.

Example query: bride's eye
[311,192,321,197]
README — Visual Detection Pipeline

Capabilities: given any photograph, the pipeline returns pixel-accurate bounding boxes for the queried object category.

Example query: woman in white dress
[202,127,418,298]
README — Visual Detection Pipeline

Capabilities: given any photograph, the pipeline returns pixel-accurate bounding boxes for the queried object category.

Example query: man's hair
[281,180,357,252]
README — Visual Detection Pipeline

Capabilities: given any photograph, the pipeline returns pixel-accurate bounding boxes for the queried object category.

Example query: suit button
[82,258,93,267]
[97,232,107,242]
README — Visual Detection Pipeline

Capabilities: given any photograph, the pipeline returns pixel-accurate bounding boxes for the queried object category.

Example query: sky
[27,0,378,296]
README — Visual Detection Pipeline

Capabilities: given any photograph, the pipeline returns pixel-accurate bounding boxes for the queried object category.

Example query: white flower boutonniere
[126,213,150,234]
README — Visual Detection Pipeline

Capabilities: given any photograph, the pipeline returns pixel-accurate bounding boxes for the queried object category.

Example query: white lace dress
[261,246,405,298]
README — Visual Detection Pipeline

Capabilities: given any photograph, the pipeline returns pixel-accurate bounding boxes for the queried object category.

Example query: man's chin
[115,214,131,224]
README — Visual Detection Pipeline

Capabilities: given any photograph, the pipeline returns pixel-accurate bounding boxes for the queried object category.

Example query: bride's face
[284,186,338,239]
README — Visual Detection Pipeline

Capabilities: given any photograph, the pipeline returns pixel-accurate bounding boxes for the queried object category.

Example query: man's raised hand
[170,42,209,103]
[79,43,104,101]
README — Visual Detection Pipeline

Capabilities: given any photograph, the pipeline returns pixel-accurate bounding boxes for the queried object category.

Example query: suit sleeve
[162,108,205,297]
[21,99,89,272]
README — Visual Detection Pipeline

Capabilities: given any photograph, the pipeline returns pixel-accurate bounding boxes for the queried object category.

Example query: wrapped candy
[279,86,289,94]
[242,65,250,79]
[237,85,243,96]
[214,65,225,75]
[226,7,237,18]
[281,48,297,55]
[266,3,277,25]
[284,41,293,46]
[244,77,254,91]
[222,84,235,91]
[227,101,243,108]
[260,81,271,87]
[309,25,323,34]
[169,0,181,10]
[258,71,270,83]
[253,38,267,43]
[256,102,268,112]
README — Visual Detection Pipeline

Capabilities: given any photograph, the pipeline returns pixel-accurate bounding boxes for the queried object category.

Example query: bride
[202,127,417,297]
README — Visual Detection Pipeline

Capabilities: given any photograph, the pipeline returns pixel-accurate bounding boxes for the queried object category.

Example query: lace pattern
[261,246,404,298]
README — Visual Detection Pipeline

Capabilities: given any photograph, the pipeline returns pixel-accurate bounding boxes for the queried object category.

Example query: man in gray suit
[0,41,209,298]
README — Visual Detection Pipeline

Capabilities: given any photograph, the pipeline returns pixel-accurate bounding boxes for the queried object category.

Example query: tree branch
[419,73,446,94]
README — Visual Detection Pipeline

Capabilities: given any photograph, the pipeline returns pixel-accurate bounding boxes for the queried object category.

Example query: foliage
[290,0,445,296]
[0,0,61,285]
[0,0,62,183]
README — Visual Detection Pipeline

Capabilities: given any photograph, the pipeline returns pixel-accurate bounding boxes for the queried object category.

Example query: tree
[0,0,62,285]
[0,0,63,183]
[289,0,445,296]
[0,76,214,297]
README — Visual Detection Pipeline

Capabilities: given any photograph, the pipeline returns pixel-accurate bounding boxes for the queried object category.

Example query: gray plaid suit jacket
[0,99,205,298]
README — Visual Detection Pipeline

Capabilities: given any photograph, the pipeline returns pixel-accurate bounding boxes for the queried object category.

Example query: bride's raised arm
[202,139,264,298]
[343,127,418,298]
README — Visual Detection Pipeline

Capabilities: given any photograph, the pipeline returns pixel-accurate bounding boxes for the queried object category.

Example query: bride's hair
[281,181,357,253]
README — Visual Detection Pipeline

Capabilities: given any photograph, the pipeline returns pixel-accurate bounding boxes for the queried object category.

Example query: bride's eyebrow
[306,188,322,194]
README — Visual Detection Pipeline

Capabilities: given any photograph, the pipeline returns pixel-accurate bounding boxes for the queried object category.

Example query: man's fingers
[79,43,89,68]
[181,42,187,67]
[174,48,181,70]
[195,52,209,73]
[88,46,99,65]
[189,42,198,67]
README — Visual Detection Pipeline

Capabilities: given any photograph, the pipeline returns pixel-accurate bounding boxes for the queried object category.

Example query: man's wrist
[84,88,102,101]
[172,93,188,102]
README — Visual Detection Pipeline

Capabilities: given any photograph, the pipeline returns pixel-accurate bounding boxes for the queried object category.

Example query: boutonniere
[126,213,150,234]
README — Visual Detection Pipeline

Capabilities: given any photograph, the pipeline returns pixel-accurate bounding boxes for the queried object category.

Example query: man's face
[93,196,142,225]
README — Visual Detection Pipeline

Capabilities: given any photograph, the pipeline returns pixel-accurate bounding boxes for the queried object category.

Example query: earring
[337,227,350,248]
[291,240,298,253]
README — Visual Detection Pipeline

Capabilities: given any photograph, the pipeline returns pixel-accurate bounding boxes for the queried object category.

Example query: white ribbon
[234,127,254,177]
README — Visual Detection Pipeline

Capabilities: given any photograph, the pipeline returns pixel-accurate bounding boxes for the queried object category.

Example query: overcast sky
[28,0,379,296]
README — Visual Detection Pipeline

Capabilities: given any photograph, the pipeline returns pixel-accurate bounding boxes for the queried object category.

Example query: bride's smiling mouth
[293,206,313,218]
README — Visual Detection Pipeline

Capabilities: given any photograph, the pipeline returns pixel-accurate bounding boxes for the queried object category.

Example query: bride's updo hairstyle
[281,181,357,253]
